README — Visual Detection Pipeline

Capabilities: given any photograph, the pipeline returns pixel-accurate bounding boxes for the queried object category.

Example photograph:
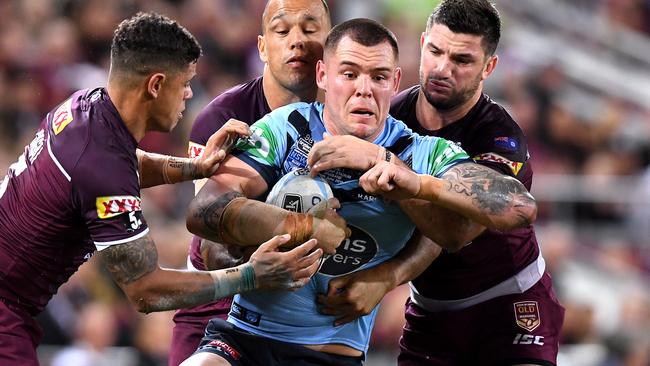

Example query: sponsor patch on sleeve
[52,99,74,135]
[474,152,523,175]
[96,195,142,219]
[494,136,519,151]
[188,142,205,158]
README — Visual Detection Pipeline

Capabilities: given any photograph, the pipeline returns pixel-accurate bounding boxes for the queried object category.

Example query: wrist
[188,157,203,180]
[282,212,314,246]
[208,262,256,300]
[415,175,443,202]
[373,147,393,168]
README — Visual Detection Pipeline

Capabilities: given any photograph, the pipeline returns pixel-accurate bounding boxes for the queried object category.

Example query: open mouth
[351,108,374,117]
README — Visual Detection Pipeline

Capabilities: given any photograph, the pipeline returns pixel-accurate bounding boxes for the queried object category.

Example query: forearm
[399,199,485,252]
[101,235,256,313]
[415,164,537,229]
[125,264,255,313]
[188,192,312,247]
[137,149,200,188]
[376,233,441,289]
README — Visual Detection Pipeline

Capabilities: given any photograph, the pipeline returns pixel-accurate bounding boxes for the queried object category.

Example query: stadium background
[0,0,649,365]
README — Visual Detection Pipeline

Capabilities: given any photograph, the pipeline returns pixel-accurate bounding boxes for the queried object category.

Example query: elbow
[186,197,209,236]
[515,192,538,228]
[493,195,538,230]
[132,296,155,314]
[125,286,160,314]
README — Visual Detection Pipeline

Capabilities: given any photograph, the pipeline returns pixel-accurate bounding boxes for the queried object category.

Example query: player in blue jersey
[170,1,333,364]
[182,18,536,366]
[314,1,564,365]
[0,13,322,366]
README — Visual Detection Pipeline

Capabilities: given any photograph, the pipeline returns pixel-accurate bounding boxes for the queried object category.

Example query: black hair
[110,12,202,76]
[325,18,399,61]
[426,0,501,56]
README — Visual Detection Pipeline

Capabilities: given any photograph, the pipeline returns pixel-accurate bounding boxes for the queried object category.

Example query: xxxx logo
[474,152,524,176]
[52,99,74,135]
[96,196,142,219]
[188,142,205,158]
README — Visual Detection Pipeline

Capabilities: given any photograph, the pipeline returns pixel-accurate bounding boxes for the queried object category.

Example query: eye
[373,75,386,81]
[343,71,355,79]
[276,29,289,35]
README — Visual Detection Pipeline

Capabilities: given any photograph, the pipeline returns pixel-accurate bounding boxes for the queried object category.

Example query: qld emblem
[513,301,540,332]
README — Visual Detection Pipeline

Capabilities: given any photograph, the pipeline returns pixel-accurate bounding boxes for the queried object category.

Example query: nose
[355,75,372,98]
[289,29,305,50]
[435,56,453,78]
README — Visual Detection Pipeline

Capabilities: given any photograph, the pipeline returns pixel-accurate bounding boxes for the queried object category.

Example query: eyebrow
[270,12,320,24]
[426,41,476,59]
[340,60,392,73]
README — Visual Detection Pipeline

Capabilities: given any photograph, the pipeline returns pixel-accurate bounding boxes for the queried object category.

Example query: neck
[415,86,482,131]
[106,81,148,142]
[262,68,320,110]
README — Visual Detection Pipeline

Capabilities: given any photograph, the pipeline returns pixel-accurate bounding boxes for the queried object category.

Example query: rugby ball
[265,168,333,213]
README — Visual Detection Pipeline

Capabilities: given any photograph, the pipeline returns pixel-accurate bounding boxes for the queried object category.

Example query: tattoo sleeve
[436,162,537,229]
[101,235,158,285]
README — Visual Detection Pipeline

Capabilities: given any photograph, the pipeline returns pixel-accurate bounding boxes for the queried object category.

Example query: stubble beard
[419,69,482,111]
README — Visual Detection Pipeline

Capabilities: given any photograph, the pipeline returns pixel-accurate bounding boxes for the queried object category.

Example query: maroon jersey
[390,86,540,301]
[170,77,270,366]
[0,88,148,315]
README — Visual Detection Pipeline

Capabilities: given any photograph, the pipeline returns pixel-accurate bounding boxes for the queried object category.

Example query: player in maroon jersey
[313,1,564,365]
[0,12,321,366]
[169,1,334,364]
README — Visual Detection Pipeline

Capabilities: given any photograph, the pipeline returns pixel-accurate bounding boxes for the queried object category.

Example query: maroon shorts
[399,273,564,366]
[168,297,233,366]
[0,299,42,366]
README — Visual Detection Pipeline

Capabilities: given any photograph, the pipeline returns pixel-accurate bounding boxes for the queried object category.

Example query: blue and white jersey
[228,102,470,354]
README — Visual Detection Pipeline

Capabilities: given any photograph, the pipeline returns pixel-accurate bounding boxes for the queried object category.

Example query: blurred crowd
[0,0,649,365]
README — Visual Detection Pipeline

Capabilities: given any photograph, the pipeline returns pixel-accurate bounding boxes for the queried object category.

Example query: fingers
[326,197,341,210]
[287,238,319,259]
[206,120,251,150]
[292,249,323,279]
[256,234,291,253]
[333,314,359,327]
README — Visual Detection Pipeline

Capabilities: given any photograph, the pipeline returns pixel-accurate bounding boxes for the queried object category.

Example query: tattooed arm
[100,232,322,313]
[360,161,537,230]
[186,156,348,255]
[137,120,250,188]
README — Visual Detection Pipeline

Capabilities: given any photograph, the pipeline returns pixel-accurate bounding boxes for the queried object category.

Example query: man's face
[259,0,330,93]
[151,62,196,132]
[316,36,401,141]
[419,23,496,111]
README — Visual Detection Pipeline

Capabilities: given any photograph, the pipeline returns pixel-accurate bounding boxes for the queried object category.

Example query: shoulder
[468,94,530,177]
[49,89,132,176]
[265,101,315,124]
[390,85,419,115]
[191,78,267,144]
[473,94,525,138]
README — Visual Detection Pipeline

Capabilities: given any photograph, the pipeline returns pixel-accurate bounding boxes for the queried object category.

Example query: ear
[315,60,327,91]
[258,35,268,63]
[393,67,402,95]
[147,73,166,98]
[482,55,498,81]
[420,32,426,49]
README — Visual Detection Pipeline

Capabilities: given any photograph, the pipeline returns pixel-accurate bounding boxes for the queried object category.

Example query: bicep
[100,234,158,286]
[203,155,269,199]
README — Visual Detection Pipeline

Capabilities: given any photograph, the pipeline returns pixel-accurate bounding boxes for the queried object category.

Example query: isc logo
[512,333,544,346]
